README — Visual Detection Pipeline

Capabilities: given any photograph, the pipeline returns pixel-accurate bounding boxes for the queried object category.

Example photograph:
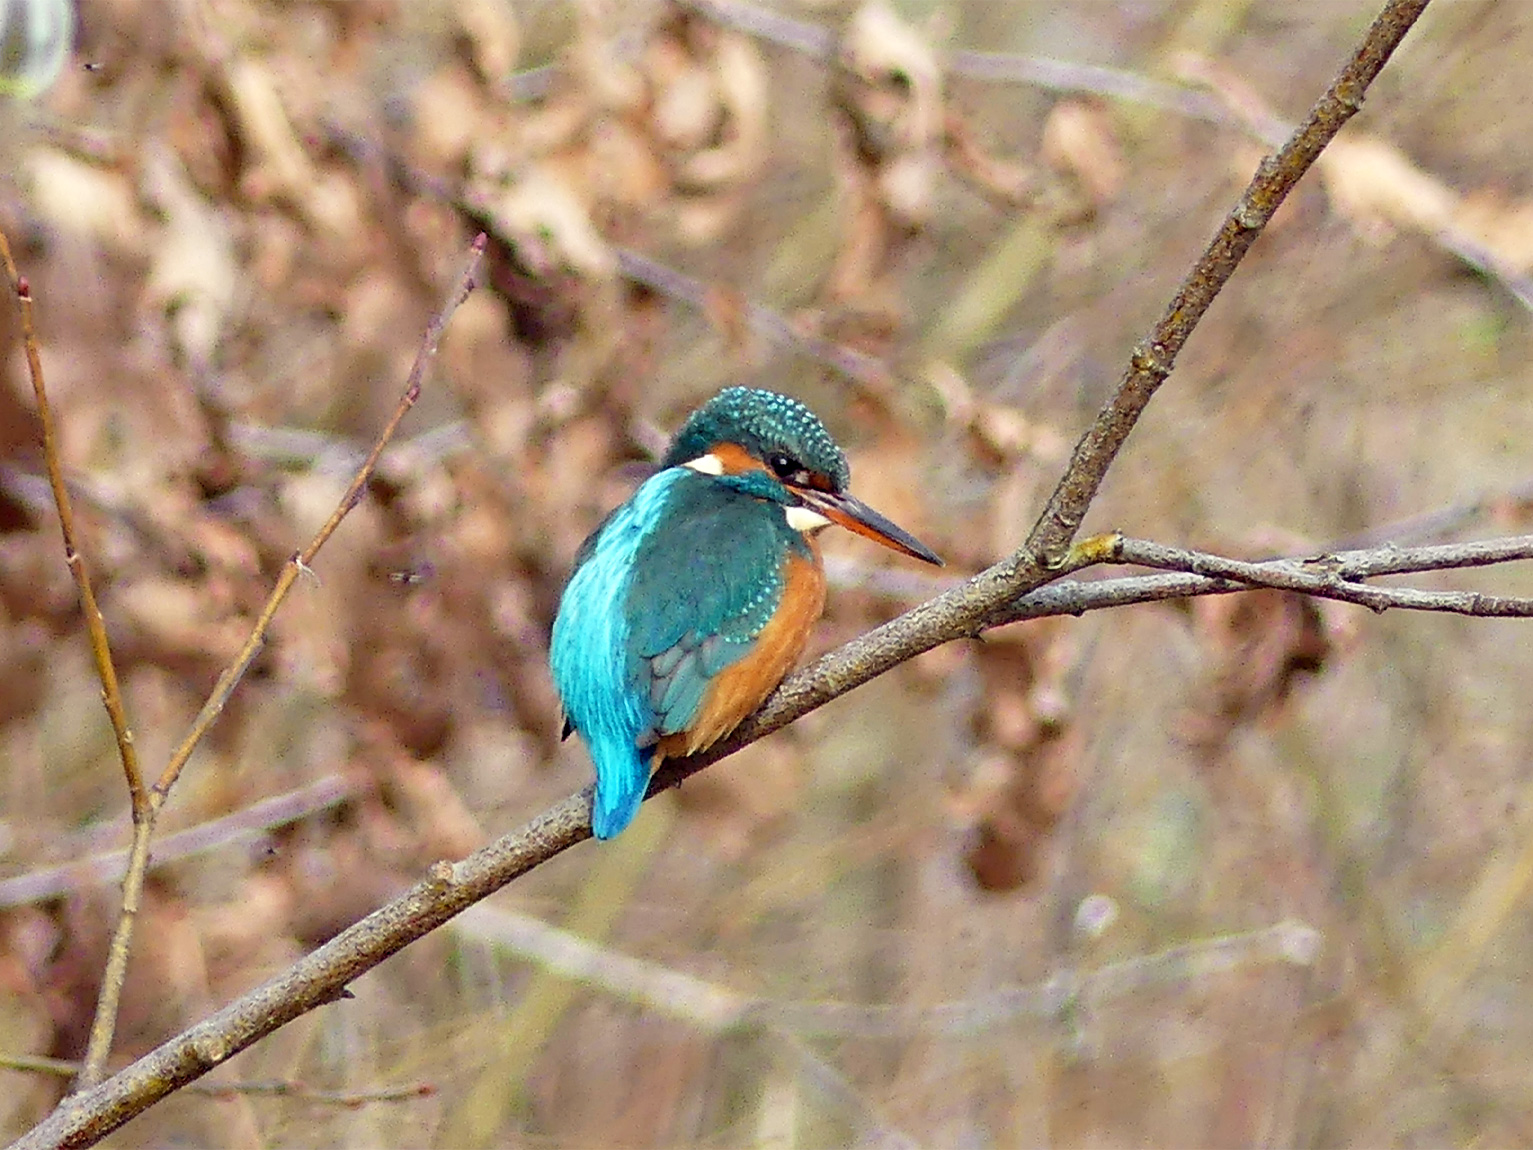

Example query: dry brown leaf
[1318,134,1457,243]
[463,161,622,346]
[1040,99,1126,208]
[114,575,245,665]
[1181,589,1332,753]
[944,110,1037,206]
[675,30,768,194]
[22,149,145,253]
[950,621,1081,892]
[141,144,239,370]
[834,2,943,217]
[1180,51,1533,282]
[959,728,1081,893]
[412,65,498,171]
[825,1,945,303]
[455,0,521,87]
[219,55,357,236]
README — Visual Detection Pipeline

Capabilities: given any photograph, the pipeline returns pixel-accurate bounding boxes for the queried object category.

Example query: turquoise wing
[623,470,794,739]
[551,468,798,839]
[551,471,676,838]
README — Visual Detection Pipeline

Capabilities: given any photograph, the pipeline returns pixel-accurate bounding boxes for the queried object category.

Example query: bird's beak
[793,487,944,566]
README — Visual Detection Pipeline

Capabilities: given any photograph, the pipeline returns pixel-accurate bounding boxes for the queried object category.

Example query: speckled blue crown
[661,387,851,491]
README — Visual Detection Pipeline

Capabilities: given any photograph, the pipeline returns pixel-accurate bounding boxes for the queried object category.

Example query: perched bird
[551,387,944,839]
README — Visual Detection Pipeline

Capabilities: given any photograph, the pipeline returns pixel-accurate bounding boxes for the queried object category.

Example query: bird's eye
[766,452,801,479]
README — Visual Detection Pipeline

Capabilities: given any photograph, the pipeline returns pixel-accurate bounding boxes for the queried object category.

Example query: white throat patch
[785,505,833,533]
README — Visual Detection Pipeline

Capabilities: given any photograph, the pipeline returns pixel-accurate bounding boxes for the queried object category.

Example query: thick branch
[21,504,1518,1144]
[11,3,1430,1145]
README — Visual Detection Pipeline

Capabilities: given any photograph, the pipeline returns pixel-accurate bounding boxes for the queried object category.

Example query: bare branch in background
[1104,535,1533,618]
[0,775,358,910]
[9,5,1431,1143]
[0,227,148,1091]
[2,232,484,1113]
[453,905,1319,1039]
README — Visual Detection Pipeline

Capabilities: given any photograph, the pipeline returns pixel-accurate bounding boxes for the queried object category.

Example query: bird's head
[662,387,943,566]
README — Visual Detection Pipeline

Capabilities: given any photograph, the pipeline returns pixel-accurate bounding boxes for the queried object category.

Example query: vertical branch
[72,828,155,1090]
[1,225,486,1096]
[0,229,145,811]
[0,226,152,1090]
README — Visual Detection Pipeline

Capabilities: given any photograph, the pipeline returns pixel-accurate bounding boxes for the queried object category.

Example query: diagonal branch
[1024,0,1431,567]
[11,3,1430,1145]
[663,0,1432,778]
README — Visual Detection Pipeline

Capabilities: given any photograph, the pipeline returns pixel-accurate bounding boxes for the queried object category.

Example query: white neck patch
[683,453,725,476]
[785,505,833,533]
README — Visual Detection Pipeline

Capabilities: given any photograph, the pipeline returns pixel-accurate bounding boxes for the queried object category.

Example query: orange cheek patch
[708,442,765,475]
[657,546,826,760]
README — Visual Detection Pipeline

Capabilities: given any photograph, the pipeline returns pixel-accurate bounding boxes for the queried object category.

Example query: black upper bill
[796,488,944,566]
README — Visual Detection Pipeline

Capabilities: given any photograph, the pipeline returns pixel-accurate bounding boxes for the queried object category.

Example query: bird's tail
[592,744,658,840]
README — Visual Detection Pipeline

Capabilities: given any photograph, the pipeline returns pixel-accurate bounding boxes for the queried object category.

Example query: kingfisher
[551,387,944,839]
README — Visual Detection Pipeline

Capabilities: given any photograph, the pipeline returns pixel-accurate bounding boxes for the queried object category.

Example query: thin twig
[773,1034,919,1150]
[1328,475,1533,550]
[0,226,152,1092]
[72,828,151,1091]
[674,0,836,60]
[14,233,483,1105]
[1105,534,1533,617]
[678,0,1242,125]
[0,774,358,910]
[177,1081,434,1106]
[0,1055,433,1106]
[949,50,1233,122]
[152,237,485,801]
[452,905,1318,1039]
[12,5,1429,1145]
[0,232,144,811]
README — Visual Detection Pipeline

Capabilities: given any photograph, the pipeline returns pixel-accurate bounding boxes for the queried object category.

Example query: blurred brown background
[4,0,1533,1145]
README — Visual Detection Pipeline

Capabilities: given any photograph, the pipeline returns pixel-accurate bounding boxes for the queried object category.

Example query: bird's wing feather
[551,472,682,838]
[624,472,793,739]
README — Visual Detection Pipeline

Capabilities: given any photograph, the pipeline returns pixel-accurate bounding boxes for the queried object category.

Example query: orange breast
[657,543,826,760]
